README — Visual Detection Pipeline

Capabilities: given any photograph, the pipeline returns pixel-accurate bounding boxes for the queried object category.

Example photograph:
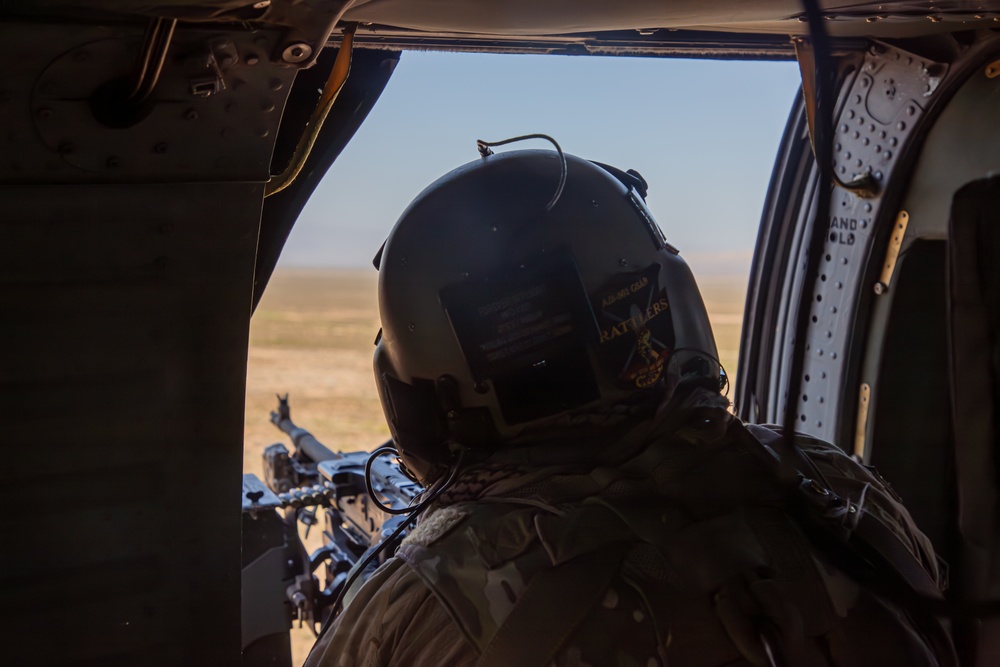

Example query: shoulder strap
[476,544,626,667]
[730,422,943,596]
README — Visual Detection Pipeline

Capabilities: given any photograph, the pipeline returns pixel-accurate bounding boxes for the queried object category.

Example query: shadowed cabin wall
[0,22,296,665]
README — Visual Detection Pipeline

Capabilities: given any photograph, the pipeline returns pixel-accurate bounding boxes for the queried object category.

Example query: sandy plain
[243,267,747,664]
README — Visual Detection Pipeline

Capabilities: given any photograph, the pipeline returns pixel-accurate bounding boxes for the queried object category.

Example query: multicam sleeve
[304,557,477,667]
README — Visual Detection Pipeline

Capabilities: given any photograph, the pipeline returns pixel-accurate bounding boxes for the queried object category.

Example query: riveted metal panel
[0,19,296,665]
[0,23,296,184]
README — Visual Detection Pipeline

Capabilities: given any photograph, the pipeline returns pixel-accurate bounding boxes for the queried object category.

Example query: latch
[186,37,238,98]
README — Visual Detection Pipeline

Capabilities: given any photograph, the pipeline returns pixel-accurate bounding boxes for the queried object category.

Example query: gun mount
[241,396,422,667]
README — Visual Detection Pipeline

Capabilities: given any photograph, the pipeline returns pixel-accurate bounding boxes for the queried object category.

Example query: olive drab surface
[306,413,950,667]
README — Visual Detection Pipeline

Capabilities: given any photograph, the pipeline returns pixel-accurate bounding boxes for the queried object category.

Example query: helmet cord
[476,134,567,211]
[313,448,465,641]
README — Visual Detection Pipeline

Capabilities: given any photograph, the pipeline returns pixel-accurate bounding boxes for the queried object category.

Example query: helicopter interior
[3,1,1000,665]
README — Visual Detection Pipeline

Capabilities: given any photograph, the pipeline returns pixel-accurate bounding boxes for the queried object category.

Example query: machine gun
[241,395,423,667]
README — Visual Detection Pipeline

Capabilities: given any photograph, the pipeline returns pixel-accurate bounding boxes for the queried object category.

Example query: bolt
[153,142,168,154]
[281,42,313,64]
[184,109,199,121]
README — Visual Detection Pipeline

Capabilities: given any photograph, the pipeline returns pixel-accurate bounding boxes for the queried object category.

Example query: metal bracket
[874,210,909,294]
[853,382,871,459]
[259,0,352,68]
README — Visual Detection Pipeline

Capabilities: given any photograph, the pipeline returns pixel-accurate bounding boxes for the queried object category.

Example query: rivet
[843,151,852,160]
[153,142,168,154]
[184,109,199,121]
[883,151,892,160]
[907,106,916,116]
[269,78,284,91]
[619,258,628,267]
[261,100,275,113]
[106,156,120,168]
[255,128,269,138]
[889,137,898,147]
[897,121,907,131]
[246,54,260,65]
[862,137,869,146]
[491,226,498,232]
[407,322,416,332]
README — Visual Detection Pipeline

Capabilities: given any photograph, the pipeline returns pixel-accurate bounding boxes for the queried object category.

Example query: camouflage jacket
[305,417,951,667]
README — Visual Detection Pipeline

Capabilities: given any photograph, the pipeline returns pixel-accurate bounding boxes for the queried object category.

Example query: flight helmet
[373,147,720,482]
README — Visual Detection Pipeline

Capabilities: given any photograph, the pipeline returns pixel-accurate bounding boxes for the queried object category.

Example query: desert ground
[243,267,747,664]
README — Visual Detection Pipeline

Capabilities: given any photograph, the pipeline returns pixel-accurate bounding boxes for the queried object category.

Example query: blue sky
[282,51,803,275]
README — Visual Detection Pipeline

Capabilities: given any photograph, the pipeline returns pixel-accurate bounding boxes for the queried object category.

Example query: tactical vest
[397,426,950,666]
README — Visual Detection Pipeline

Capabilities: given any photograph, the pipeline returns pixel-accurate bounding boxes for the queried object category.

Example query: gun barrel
[271,394,339,463]
[288,427,338,463]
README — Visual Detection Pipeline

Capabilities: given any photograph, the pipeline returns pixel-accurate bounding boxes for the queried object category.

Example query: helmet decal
[440,249,600,424]
[593,263,675,390]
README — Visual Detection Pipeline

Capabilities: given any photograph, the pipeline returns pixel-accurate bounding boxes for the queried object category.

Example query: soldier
[306,145,953,666]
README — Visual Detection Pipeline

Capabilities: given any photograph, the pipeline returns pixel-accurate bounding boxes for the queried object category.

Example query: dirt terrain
[243,267,746,664]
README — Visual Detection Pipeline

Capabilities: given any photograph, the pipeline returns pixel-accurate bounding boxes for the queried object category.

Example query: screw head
[281,42,313,64]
